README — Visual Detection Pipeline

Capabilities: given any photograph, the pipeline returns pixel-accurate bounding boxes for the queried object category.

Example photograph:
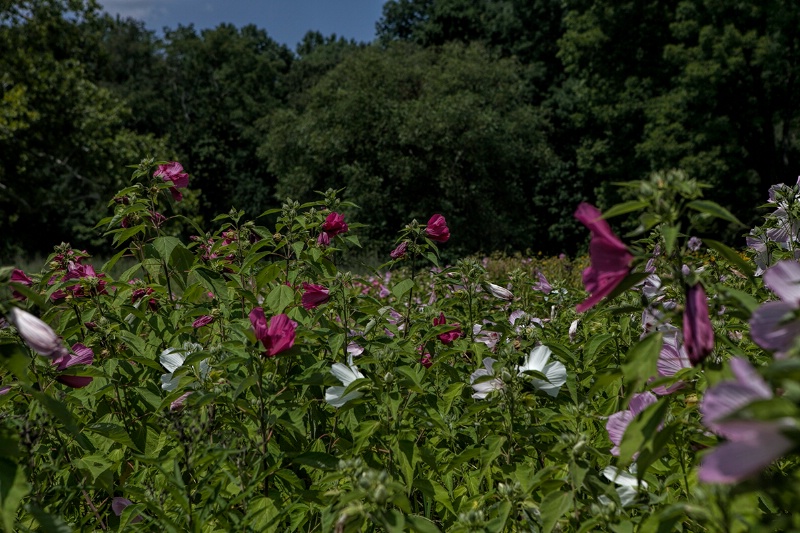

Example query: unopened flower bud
[485,283,514,301]
[8,308,66,359]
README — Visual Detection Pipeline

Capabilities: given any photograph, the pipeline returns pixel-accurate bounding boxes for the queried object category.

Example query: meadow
[1,161,799,532]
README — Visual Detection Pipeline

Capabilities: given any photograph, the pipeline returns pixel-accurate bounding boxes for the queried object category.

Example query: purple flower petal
[749,300,800,358]
[698,428,794,483]
[684,284,714,365]
[605,411,633,455]
[764,261,800,305]
[700,358,772,436]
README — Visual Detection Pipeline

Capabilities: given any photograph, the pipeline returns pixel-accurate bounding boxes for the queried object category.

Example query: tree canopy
[2,0,799,260]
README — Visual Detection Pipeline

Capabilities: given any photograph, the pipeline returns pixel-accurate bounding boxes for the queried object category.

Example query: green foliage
[261,41,557,256]
[0,0,168,259]
[2,162,800,531]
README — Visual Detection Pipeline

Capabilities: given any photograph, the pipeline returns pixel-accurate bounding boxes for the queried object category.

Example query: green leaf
[406,515,441,533]
[25,504,72,533]
[30,390,93,451]
[662,224,679,256]
[703,239,755,278]
[687,200,744,226]
[392,279,415,299]
[352,420,381,452]
[540,491,572,533]
[618,397,670,463]
[0,342,31,382]
[111,224,146,247]
[0,459,30,533]
[719,286,758,315]
[380,509,406,533]
[152,236,183,264]
[265,284,295,314]
[290,451,339,471]
[86,423,140,452]
[602,200,650,219]
[622,332,663,388]
[193,267,229,300]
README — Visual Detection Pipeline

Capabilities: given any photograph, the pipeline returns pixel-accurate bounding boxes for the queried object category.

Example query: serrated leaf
[406,515,441,533]
[265,284,295,314]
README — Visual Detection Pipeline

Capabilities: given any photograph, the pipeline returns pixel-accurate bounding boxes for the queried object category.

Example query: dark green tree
[261,42,559,255]
[0,0,166,259]
[153,24,293,217]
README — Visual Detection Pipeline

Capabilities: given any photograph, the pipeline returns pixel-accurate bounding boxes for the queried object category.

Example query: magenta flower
[10,269,32,300]
[419,352,433,368]
[149,210,166,228]
[425,214,450,243]
[433,312,461,344]
[317,231,331,247]
[390,241,408,259]
[62,263,108,297]
[574,203,633,312]
[301,282,331,310]
[322,212,349,236]
[53,343,94,388]
[192,315,214,328]
[249,308,297,357]
[605,392,658,456]
[154,161,190,202]
[750,261,800,358]
[684,283,714,365]
[699,358,795,483]
[8,307,67,360]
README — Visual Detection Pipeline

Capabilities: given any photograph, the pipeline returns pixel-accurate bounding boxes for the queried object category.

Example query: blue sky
[97,0,386,49]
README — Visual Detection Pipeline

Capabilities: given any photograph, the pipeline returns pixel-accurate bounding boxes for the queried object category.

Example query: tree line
[1,0,798,260]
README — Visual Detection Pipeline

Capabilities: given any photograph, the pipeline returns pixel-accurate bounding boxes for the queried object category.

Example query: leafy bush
[2,162,800,531]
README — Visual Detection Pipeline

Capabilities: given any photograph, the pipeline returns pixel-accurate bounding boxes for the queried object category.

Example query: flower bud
[485,283,514,301]
[8,308,66,359]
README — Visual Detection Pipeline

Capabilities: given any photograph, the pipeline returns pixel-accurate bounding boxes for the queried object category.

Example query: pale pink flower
[750,261,800,358]
[532,271,552,294]
[8,308,67,360]
[698,358,795,483]
[606,392,658,456]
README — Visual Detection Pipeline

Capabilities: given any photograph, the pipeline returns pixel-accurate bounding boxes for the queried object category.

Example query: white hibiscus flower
[159,342,209,391]
[517,345,567,397]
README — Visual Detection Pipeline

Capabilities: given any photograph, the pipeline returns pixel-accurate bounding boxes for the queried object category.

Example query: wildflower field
[2,161,800,532]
